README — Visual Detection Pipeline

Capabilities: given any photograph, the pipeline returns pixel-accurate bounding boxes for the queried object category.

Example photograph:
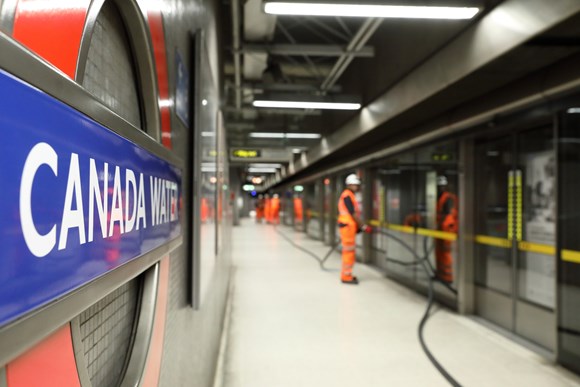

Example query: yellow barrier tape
[386,223,415,234]
[518,241,555,255]
[562,249,580,264]
[367,219,457,241]
[416,228,457,241]
[309,211,320,218]
[475,235,512,249]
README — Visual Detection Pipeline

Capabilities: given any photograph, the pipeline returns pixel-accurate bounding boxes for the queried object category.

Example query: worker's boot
[341,276,358,285]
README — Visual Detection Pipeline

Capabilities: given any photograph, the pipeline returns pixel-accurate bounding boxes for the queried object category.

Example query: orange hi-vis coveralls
[264,197,271,223]
[294,197,303,224]
[270,196,280,224]
[338,189,360,282]
[435,191,458,283]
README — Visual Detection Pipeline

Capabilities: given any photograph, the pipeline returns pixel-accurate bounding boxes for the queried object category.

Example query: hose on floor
[273,224,461,387]
[273,224,340,272]
[379,229,460,387]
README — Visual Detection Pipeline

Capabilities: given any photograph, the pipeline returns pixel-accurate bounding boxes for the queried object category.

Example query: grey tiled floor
[218,219,580,387]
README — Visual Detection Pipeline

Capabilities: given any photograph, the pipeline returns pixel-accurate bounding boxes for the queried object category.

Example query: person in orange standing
[337,174,371,285]
[255,194,265,223]
[435,176,458,284]
[264,194,271,223]
[293,195,303,225]
[201,197,209,223]
[270,193,281,225]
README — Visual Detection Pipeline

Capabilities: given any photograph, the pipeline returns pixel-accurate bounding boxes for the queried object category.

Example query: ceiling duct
[243,0,277,81]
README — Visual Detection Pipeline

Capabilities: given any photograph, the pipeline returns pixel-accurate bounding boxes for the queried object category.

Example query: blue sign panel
[0,69,182,327]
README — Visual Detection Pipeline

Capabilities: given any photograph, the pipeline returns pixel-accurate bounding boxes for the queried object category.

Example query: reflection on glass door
[474,127,556,351]
[475,137,512,295]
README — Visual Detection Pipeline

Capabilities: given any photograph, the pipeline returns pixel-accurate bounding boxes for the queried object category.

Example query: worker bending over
[337,174,371,285]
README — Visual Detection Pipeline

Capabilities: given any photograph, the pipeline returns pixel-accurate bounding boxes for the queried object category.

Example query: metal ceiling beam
[320,18,382,91]
[238,44,375,57]
[241,82,342,93]
[231,0,242,109]
[287,0,580,178]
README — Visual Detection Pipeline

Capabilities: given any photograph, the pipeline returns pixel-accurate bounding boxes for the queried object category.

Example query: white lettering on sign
[19,142,179,257]
[20,142,58,257]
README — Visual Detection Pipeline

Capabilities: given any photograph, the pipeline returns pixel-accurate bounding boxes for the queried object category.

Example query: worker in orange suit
[201,197,209,223]
[270,193,281,225]
[264,194,271,223]
[337,174,371,285]
[255,194,265,223]
[435,176,458,284]
[294,196,303,225]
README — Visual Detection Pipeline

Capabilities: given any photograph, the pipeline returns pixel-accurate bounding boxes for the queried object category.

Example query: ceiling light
[249,132,321,139]
[248,167,278,173]
[202,131,216,137]
[253,100,361,110]
[249,163,283,168]
[292,148,304,154]
[263,2,480,19]
[567,108,580,114]
[285,133,321,139]
[249,132,285,138]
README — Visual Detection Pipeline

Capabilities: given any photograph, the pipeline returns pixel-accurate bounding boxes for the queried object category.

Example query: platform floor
[215,219,580,387]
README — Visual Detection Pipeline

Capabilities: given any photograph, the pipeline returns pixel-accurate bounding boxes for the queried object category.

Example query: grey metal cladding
[81,0,142,129]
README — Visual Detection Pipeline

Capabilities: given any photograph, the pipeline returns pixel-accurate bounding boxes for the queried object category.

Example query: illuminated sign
[0,69,181,327]
[232,149,261,158]
[432,153,454,162]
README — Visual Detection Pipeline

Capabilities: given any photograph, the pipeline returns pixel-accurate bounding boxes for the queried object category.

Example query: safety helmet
[437,176,448,186]
[345,174,361,186]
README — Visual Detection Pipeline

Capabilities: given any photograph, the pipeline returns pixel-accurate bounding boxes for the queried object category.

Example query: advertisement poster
[522,151,556,308]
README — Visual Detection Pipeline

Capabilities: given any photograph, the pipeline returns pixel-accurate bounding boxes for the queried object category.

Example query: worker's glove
[361,225,373,234]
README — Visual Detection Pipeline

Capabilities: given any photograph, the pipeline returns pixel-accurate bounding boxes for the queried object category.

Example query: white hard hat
[437,176,448,186]
[345,174,361,186]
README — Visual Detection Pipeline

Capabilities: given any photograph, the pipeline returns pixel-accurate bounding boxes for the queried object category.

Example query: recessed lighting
[264,2,480,19]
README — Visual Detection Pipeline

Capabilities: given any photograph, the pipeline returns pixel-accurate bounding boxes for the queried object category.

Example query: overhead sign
[432,152,454,161]
[0,69,182,327]
[231,149,261,158]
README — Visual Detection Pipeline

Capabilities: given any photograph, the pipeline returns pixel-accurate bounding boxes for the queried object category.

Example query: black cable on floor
[380,229,461,387]
[274,224,463,386]
[273,225,339,272]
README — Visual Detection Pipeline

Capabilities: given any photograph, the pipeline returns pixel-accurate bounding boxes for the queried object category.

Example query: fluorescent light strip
[249,132,285,138]
[264,3,479,19]
[285,133,321,139]
[253,100,361,110]
[248,167,278,173]
[249,132,321,139]
[249,163,283,168]
[201,131,216,137]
